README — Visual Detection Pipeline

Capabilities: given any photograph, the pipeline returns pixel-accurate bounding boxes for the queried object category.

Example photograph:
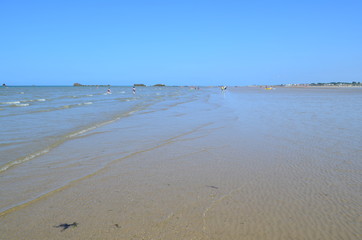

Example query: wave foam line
[0,148,51,173]
[0,101,20,104]
[15,103,29,107]
[66,110,137,139]
[19,99,46,103]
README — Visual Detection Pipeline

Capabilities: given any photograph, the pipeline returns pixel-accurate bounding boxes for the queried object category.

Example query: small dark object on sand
[54,222,78,231]
[207,185,218,189]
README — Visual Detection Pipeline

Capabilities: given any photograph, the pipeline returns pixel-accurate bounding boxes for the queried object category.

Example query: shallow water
[0,86,361,239]
[0,86,195,172]
[0,86,208,213]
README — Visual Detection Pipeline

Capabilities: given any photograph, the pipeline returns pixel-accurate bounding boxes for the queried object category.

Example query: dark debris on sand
[54,222,78,231]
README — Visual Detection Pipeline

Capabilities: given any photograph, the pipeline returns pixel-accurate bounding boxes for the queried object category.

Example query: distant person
[132,86,136,94]
[2,83,6,87]
[107,88,111,94]
[221,86,227,91]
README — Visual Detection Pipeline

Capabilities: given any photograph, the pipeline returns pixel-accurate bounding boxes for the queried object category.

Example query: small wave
[66,109,138,139]
[15,103,29,107]
[67,126,98,138]
[71,94,96,98]
[116,98,133,102]
[64,102,89,108]
[1,101,21,104]
[0,148,50,173]
[51,101,96,110]
[66,120,114,138]
[4,101,94,115]
[19,99,46,103]
[61,105,72,109]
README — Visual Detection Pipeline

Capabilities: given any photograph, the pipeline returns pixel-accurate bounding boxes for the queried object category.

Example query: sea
[0,85,209,213]
[0,86,361,239]
[0,86,195,172]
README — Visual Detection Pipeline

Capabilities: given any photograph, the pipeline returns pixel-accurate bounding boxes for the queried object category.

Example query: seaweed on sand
[54,222,78,231]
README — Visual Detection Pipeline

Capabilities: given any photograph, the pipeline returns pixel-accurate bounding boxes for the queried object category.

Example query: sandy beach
[1,87,361,240]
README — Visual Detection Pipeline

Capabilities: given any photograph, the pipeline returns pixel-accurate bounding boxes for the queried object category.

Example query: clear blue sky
[1,0,361,86]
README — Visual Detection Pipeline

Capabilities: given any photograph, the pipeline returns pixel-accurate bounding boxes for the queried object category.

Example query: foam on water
[14,103,30,107]
[1,101,21,104]
[0,148,51,173]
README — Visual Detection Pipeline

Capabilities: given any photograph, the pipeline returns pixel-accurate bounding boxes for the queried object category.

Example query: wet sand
[1,88,361,239]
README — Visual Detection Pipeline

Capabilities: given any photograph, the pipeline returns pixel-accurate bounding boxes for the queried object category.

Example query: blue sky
[1,0,361,86]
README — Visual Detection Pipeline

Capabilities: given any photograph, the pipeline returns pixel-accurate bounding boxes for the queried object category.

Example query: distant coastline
[272,81,362,88]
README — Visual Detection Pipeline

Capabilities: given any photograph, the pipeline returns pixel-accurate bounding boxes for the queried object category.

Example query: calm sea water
[0,86,198,172]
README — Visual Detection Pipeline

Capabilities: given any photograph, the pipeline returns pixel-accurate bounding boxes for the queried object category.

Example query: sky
[1,0,361,86]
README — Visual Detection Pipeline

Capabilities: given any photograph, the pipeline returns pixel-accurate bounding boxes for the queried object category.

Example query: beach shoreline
[1,87,361,239]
